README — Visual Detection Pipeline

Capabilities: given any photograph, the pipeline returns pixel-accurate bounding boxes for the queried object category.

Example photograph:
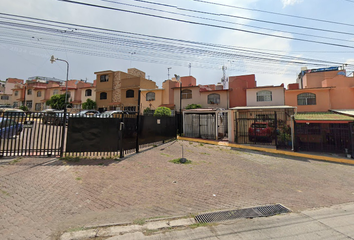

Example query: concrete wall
[246,87,285,106]
[229,74,256,108]
[285,89,331,112]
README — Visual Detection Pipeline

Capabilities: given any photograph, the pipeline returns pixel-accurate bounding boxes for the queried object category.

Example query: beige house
[246,84,285,107]
[95,68,157,112]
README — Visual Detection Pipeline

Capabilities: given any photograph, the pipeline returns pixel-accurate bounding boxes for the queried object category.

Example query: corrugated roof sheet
[295,112,354,121]
[330,109,354,117]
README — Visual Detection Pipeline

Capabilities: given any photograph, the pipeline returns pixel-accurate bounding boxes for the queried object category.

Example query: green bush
[154,107,171,117]
[185,104,202,110]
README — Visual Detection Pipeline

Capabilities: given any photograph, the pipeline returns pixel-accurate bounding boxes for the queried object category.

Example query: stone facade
[128,68,146,78]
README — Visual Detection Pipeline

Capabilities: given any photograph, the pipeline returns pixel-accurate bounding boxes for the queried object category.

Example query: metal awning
[295,112,354,123]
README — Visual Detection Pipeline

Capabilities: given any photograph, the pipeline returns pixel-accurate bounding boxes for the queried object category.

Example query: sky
[1,0,354,88]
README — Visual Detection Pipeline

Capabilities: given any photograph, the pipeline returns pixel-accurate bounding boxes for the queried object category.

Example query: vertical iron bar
[60,108,67,158]
[136,90,141,153]
[275,111,278,149]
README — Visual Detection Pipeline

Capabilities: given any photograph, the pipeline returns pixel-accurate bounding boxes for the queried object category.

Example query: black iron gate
[0,112,63,157]
[235,111,277,146]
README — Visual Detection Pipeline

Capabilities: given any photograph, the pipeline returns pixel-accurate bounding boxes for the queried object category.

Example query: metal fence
[0,112,178,158]
[294,122,352,153]
[0,112,63,157]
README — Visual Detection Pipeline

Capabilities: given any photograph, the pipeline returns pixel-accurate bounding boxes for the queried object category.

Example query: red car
[248,122,274,142]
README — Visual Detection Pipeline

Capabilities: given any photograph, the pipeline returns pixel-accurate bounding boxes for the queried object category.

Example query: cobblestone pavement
[1,140,354,239]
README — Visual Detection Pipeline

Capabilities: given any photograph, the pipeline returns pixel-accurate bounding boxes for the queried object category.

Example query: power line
[58,0,354,49]
[192,0,354,28]
[93,0,354,44]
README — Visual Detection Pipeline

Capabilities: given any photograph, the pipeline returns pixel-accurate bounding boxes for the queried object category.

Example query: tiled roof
[295,112,354,121]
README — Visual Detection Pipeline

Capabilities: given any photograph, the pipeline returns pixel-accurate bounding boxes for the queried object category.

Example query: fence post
[60,107,67,158]
[119,114,125,158]
[136,90,141,153]
[274,111,278,149]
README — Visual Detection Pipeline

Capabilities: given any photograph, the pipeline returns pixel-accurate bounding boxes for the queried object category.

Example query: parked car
[99,110,127,118]
[73,110,100,117]
[0,108,26,123]
[42,111,68,125]
[248,122,274,142]
[0,117,23,139]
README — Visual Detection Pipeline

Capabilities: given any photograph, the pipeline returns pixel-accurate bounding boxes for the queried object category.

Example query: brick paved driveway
[1,140,354,239]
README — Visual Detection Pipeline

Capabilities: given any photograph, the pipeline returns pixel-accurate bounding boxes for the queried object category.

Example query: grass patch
[133,218,146,225]
[153,144,158,147]
[67,226,85,232]
[9,157,22,165]
[169,158,192,164]
[200,152,210,155]
[60,156,80,162]
[1,189,9,196]
[75,177,82,181]
[199,143,204,147]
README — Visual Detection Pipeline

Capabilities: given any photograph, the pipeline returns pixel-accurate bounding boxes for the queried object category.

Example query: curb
[177,136,354,165]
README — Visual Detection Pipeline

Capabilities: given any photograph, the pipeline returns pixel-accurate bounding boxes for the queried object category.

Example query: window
[53,89,59,95]
[146,92,155,101]
[126,89,134,98]
[14,91,18,96]
[35,103,41,111]
[37,91,41,97]
[256,90,272,102]
[27,89,32,95]
[297,93,316,105]
[181,89,192,99]
[1,95,9,100]
[26,100,32,109]
[100,74,109,82]
[85,89,92,97]
[100,92,107,100]
[13,102,18,108]
[208,93,220,104]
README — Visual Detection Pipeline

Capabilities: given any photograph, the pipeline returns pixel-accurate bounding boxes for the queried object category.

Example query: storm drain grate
[194,204,291,223]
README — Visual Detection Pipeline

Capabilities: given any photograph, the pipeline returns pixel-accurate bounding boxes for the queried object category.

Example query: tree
[185,104,202,110]
[153,106,171,117]
[19,105,28,112]
[46,94,71,110]
[82,99,97,110]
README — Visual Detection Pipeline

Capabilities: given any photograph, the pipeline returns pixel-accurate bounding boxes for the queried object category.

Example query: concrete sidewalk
[178,136,354,165]
[61,202,354,240]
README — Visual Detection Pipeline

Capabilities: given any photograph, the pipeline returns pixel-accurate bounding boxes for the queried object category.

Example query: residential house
[0,78,24,107]
[285,67,354,154]
[95,68,157,112]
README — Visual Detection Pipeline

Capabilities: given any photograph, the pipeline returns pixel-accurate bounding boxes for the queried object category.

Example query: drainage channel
[195,204,291,223]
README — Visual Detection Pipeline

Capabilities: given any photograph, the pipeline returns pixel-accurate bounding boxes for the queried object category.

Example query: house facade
[95,68,157,112]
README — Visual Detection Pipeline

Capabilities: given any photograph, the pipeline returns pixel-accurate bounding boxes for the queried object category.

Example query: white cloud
[282,0,303,8]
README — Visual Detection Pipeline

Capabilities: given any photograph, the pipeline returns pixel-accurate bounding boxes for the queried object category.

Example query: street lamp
[174,74,182,136]
[50,55,69,108]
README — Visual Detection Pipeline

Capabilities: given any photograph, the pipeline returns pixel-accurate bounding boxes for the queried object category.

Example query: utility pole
[167,67,172,80]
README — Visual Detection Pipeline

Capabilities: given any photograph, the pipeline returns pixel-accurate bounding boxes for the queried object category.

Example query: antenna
[189,63,192,76]
[167,67,172,79]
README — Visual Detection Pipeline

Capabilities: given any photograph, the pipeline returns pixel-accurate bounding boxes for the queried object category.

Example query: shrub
[154,107,171,117]
[185,104,202,110]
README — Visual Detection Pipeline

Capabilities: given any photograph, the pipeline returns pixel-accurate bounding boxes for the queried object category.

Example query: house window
[37,91,41,97]
[85,89,92,97]
[208,93,220,104]
[100,74,109,82]
[100,92,107,100]
[26,100,32,109]
[146,92,155,101]
[257,90,272,102]
[297,93,316,105]
[27,89,32,95]
[14,91,18,96]
[53,89,59,95]
[13,102,18,108]
[181,89,192,99]
[35,103,41,111]
[126,89,134,98]
[1,95,9,100]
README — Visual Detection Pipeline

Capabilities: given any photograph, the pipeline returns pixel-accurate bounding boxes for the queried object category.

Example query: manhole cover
[195,204,291,223]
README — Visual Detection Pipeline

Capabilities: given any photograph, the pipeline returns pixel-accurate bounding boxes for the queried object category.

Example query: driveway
[1,140,354,239]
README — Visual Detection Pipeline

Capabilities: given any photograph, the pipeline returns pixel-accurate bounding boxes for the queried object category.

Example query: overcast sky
[1,0,354,88]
